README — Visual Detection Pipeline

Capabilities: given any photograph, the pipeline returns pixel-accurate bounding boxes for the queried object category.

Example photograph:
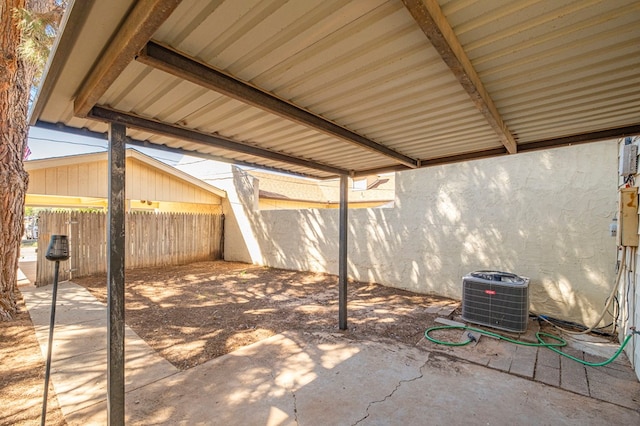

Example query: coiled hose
[424,325,636,367]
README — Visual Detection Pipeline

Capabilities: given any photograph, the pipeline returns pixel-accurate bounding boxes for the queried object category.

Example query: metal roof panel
[30,0,640,178]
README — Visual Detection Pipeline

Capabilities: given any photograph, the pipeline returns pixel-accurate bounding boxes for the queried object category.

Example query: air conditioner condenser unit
[461,271,530,333]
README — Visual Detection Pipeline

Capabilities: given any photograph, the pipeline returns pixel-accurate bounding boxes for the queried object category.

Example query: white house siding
[617,137,640,381]
[222,141,619,331]
[632,247,640,379]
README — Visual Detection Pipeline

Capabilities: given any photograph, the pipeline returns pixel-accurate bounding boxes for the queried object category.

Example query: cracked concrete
[23,282,640,425]
[60,332,640,425]
[354,357,429,425]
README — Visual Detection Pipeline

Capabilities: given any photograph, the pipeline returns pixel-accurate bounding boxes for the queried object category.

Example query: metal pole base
[41,260,60,426]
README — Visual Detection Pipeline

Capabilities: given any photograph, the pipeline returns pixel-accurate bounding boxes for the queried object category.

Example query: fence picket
[36,212,223,286]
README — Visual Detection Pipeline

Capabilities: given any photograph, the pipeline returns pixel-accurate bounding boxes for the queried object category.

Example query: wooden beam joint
[73,0,182,117]
[401,0,517,154]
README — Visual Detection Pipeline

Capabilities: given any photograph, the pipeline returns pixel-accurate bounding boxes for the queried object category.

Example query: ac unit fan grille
[462,276,529,333]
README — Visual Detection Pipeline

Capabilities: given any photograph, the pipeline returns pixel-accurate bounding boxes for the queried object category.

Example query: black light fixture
[41,235,69,426]
[45,235,70,262]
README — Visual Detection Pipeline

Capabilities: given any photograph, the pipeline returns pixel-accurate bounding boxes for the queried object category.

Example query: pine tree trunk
[0,0,30,321]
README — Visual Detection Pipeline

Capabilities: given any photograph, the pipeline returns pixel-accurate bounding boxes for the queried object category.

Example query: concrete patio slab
[363,351,637,426]
[20,282,178,421]
[64,332,640,426]
[22,282,106,326]
[47,341,177,414]
[19,272,640,425]
[31,320,113,361]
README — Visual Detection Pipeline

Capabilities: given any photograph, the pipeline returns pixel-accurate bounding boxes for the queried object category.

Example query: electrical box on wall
[619,144,638,176]
[618,187,639,247]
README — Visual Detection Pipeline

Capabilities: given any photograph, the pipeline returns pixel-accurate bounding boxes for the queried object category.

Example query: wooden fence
[36,211,224,286]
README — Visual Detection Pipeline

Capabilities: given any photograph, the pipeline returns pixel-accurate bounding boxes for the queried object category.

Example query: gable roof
[251,170,394,204]
[29,0,640,179]
[25,148,226,199]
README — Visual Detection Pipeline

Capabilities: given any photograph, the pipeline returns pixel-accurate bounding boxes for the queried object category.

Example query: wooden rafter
[136,41,419,169]
[73,0,182,117]
[401,0,517,154]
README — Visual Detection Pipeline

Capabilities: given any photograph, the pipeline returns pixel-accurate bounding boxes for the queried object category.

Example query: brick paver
[509,345,537,378]
[421,320,640,410]
[559,347,589,396]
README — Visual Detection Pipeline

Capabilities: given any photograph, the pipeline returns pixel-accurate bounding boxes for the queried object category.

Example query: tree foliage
[14,8,53,68]
[15,1,65,89]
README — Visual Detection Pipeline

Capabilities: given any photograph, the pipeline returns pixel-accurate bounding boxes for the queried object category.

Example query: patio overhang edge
[33,120,324,179]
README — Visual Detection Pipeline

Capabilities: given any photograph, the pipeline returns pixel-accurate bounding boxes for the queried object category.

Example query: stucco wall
[223,142,618,326]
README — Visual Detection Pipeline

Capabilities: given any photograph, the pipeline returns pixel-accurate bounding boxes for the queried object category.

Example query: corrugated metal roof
[31,0,640,179]
[443,0,640,142]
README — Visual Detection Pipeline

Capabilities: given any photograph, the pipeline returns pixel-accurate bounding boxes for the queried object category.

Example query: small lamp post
[41,235,69,426]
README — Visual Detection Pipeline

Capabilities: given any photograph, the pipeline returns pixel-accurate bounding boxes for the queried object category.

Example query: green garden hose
[424,325,636,367]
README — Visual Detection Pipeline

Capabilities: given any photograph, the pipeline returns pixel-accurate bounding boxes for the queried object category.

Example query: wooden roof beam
[88,106,349,177]
[402,0,517,154]
[73,0,182,117]
[136,41,419,169]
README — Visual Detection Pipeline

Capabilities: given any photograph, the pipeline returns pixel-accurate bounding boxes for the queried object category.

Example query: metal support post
[107,122,126,425]
[339,174,348,330]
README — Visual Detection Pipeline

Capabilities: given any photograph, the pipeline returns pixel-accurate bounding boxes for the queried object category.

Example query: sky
[27,126,185,166]
[25,125,318,182]
[24,125,274,185]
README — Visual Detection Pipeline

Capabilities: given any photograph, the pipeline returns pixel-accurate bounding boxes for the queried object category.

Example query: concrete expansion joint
[291,390,299,425]
[582,365,592,397]
[430,349,468,365]
[352,358,428,425]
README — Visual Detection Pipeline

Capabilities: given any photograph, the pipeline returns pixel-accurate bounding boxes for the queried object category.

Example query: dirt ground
[1,260,459,424]
[74,260,458,370]
[0,292,67,426]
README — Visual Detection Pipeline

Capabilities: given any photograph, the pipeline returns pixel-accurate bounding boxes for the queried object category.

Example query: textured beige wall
[258,198,389,210]
[223,142,618,325]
